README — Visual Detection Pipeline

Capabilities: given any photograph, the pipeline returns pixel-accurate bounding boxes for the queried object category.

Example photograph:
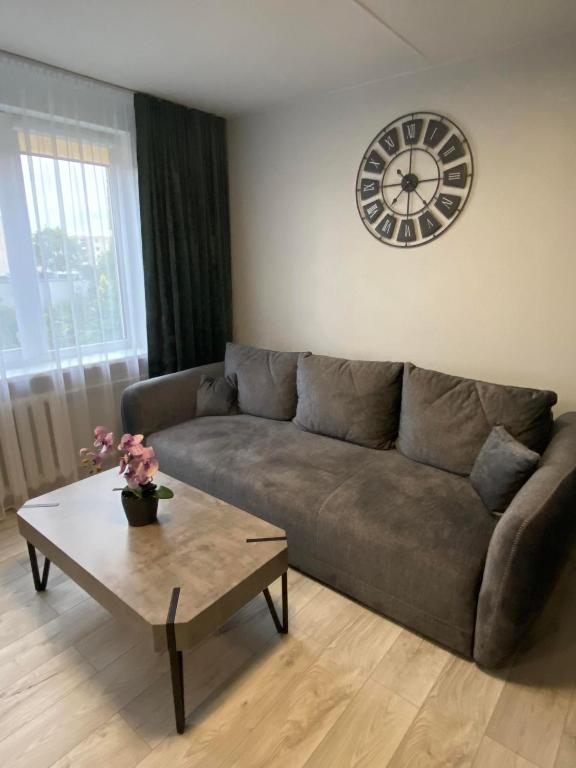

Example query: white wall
[228,36,576,411]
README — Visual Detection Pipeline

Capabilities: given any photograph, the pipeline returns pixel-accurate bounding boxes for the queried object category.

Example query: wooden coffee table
[17,469,288,734]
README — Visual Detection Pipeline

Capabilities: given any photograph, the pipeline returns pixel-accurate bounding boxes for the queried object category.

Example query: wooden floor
[2,512,576,768]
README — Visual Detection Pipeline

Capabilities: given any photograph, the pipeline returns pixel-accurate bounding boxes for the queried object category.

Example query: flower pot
[121,493,159,527]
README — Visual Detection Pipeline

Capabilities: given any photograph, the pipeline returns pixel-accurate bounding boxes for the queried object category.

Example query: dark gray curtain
[134,93,232,377]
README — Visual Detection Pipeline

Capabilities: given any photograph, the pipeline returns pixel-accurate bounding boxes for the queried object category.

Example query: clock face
[356,112,473,248]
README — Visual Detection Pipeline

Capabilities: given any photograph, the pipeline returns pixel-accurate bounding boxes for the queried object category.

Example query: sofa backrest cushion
[397,363,557,475]
[293,353,404,449]
[224,342,304,421]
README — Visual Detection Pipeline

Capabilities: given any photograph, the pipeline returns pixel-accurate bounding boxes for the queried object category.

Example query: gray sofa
[121,347,576,669]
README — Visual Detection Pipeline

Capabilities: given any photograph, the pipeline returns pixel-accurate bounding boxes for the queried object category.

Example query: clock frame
[356,111,473,248]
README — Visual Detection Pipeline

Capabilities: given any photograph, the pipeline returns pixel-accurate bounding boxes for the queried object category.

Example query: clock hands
[412,187,430,207]
[383,175,440,189]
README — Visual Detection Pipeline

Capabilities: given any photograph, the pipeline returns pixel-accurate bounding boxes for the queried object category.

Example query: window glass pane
[20,149,126,351]
[0,208,21,352]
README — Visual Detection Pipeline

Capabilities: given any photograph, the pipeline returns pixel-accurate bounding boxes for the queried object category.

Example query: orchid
[118,433,145,455]
[80,426,173,500]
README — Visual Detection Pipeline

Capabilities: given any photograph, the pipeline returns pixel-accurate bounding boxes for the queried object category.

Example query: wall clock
[355,111,473,248]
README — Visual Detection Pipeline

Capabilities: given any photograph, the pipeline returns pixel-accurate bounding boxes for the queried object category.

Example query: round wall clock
[355,111,473,248]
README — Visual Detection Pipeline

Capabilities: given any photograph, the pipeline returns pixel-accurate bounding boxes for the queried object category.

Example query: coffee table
[17,469,288,734]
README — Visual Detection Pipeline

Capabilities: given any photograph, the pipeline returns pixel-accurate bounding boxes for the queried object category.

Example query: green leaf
[154,486,174,500]
[123,485,142,498]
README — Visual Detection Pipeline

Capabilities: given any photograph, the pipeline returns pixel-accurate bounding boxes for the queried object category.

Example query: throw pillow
[294,354,404,449]
[397,363,556,475]
[196,374,238,417]
[470,425,540,513]
[224,342,307,421]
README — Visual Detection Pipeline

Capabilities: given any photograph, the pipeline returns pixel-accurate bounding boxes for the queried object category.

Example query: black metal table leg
[27,542,50,591]
[166,587,186,734]
[263,570,288,634]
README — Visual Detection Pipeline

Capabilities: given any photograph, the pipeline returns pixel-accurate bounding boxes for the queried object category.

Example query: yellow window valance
[17,130,110,166]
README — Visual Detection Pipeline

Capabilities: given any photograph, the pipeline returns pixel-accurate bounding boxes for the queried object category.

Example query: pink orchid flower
[93,426,114,451]
[81,427,169,494]
[118,433,144,454]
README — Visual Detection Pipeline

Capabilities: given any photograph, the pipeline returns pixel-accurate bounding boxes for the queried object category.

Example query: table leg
[27,542,50,591]
[166,586,186,734]
[263,570,288,634]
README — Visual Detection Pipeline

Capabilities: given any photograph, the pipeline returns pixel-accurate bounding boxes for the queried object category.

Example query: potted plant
[80,426,173,526]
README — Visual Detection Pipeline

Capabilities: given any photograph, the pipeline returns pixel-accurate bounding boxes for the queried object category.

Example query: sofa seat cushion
[294,353,404,449]
[149,415,497,654]
[398,363,557,476]
[148,415,371,552]
[316,451,497,653]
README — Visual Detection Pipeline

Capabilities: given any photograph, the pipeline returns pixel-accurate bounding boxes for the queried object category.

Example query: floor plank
[0,597,58,651]
[223,607,401,768]
[1,640,166,768]
[0,554,27,587]
[76,618,144,671]
[0,598,109,688]
[473,736,540,768]
[0,646,95,742]
[428,656,506,728]
[304,678,417,768]
[133,633,321,768]
[43,578,89,614]
[50,713,150,768]
[386,701,485,768]
[371,629,451,707]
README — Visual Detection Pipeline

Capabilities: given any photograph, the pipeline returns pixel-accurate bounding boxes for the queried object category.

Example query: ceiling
[0,0,574,116]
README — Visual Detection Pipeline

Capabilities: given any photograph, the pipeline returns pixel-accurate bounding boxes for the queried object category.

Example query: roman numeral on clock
[359,178,379,200]
[402,119,423,145]
[423,119,449,148]
[363,150,385,175]
[438,135,465,164]
[442,163,468,188]
[397,219,416,243]
[376,214,397,239]
[435,193,461,219]
[418,211,441,237]
[378,127,399,157]
[363,199,384,223]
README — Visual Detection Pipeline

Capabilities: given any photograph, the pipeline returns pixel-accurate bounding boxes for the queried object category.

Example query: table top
[17,469,288,650]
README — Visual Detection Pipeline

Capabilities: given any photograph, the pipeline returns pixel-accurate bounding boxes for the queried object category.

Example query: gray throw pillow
[397,363,556,476]
[470,425,540,513]
[196,374,237,417]
[224,342,306,421]
[294,354,404,449]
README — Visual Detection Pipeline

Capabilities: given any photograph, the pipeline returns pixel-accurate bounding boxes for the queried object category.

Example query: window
[0,110,146,373]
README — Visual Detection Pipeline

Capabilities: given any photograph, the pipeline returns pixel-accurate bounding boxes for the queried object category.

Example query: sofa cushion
[316,451,497,654]
[148,414,369,549]
[148,414,496,655]
[397,363,557,476]
[196,374,237,417]
[293,354,403,449]
[224,343,304,421]
[470,425,540,513]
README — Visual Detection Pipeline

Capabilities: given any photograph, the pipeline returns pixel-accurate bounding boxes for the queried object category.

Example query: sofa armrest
[474,412,576,668]
[121,362,224,436]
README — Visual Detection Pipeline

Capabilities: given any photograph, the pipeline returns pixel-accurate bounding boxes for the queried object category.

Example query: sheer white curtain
[0,53,147,515]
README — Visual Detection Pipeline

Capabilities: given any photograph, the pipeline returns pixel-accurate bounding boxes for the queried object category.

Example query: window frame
[0,110,143,374]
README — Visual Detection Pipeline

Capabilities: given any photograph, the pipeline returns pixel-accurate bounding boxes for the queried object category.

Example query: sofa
[121,344,576,668]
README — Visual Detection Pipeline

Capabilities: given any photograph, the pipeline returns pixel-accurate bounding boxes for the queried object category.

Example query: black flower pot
[121,492,158,527]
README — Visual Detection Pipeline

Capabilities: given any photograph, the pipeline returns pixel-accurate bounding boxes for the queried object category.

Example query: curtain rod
[0,48,134,95]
